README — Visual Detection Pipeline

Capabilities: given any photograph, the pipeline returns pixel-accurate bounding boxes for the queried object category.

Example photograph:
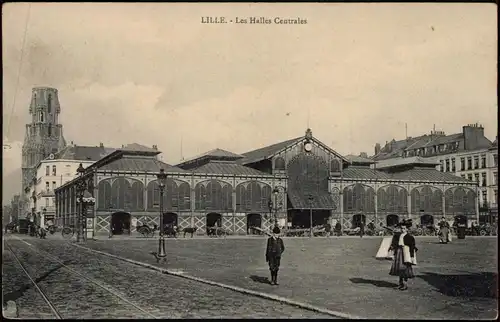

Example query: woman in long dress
[389,219,418,290]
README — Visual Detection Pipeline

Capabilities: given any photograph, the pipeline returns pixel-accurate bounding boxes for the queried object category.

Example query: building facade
[374,123,497,223]
[55,129,479,236]
[24,143,117,227]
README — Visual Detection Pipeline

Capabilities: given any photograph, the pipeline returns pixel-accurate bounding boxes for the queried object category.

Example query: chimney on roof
[99,142,104,148]
[359,152,368,158]
[463,123,485,150]
[71,141,74,145]
[152,145,158,150]
[121,144,125,148]
[375,143,381,155]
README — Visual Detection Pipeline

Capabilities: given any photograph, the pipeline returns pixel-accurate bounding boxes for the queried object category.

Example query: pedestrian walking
[266,226,285,285]
[389,219,418,291]
[335,222,342,236]
[359,222,365,238]
[438,217,451,243]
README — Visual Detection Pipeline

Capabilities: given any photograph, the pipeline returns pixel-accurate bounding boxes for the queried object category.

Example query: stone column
[190,187,196,227]
[374,189,378,225]
[340,190,344,229]
[475,188,480,222]
[407,193,411,219]
[232,187,237,234]
[442,189,446,218]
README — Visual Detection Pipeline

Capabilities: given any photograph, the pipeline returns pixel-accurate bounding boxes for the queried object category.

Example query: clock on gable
[304,142,313,152]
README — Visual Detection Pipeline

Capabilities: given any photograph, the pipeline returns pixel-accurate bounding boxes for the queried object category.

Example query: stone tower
[21,87,67,191]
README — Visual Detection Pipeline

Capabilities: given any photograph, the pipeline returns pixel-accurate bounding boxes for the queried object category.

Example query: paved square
[84,236,498,319]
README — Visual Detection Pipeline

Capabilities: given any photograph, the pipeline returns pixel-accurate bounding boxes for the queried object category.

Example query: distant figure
[359,222,365,238]
[324,223,332,237]
[266,226,285,285]
[335,222,342,236]
[438,217,451,243]
[389,219,418,291]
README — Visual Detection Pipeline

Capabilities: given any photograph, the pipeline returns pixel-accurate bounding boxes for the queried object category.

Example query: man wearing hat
[266,226,286,285]
[389,219,418,290]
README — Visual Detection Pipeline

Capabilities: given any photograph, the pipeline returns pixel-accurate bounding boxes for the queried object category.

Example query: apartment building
[373,123,497,222]
[26,143,115,227]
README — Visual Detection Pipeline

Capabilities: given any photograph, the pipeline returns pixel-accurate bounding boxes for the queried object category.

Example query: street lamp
[75,163,87,243]
[272,187,279,227]
[156,169,168,263]
[308,194,314,238]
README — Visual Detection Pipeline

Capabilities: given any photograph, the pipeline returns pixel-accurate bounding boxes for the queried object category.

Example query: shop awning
[287,189,338,210]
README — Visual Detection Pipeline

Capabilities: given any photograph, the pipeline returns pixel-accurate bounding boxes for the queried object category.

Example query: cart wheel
[480,230,487,236]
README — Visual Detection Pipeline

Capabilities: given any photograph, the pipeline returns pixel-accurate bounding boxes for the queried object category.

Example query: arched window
[39,112,44,123]
[195,180,226,211]
[97,180,112,210]
[48,125,52,137]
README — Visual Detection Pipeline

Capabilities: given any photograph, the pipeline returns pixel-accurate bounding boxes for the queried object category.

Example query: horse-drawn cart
[136,224,156,238]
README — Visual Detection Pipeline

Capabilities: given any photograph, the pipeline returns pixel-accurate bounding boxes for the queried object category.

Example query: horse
[182,227,197,238]
[164,225,179,238]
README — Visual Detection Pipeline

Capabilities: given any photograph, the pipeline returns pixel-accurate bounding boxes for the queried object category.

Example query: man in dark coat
[266,226,285,285]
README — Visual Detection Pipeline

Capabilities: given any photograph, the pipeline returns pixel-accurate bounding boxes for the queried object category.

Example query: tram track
[6,237,332,319]
[5,241,160,319]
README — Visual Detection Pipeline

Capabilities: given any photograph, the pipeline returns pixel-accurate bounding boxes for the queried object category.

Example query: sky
[2,3,497,201]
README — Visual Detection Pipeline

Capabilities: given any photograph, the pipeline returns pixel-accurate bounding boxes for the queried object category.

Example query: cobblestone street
[68,235,497,320]
[2,235,333,319]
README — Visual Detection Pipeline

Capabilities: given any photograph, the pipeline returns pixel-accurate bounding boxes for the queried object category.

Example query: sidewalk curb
[71,243,362,319]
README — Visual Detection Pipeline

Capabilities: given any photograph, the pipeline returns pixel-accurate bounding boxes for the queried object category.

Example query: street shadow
[349,278,399,288]
[249,275,271,285]
[418,272,498,299]
[3,262,68,305]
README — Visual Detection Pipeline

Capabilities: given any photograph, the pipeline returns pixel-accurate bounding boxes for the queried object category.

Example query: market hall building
[54,129,479,236]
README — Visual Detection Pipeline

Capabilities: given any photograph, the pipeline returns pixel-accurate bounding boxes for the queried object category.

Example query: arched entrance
[163,212,178,228]
[247,213,262,234]
[420,214,434,227]
[206,213,222,228]
[386,214,399,227]
[352,214,366,228]
[111,212,131,235]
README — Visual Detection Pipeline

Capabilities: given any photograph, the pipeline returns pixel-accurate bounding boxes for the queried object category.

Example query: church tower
[21,87,67,191]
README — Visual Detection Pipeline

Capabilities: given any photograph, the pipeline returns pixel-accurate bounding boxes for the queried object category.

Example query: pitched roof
[122,143,158,153]
[375,156,439,170]
[193,160,271,176]
[99,156,187,173]
[238,137,302,165]
[345,154,375,165]
[342,165,472,183]
[176,148,243,168]
[55,145,116,161]
[390,169,471,183]
[288,190,338,210]
[343,166,392,180]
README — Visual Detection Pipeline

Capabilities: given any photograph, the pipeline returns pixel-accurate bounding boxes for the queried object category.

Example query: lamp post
[308,194,314,238]
[75,163,87,243]
[156,169,168,263]
[272,187,279,227]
